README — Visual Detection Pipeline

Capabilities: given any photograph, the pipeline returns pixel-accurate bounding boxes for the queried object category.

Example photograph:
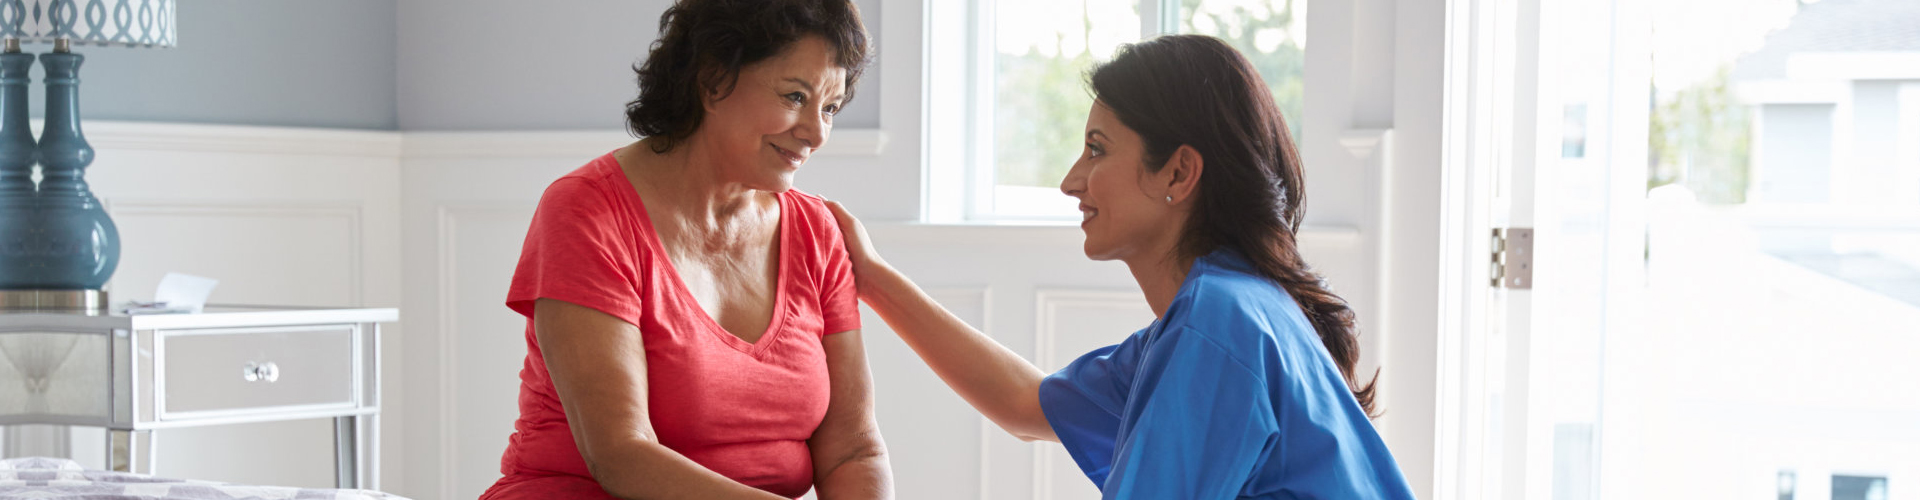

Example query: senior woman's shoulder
[778,189,854,242]
[780,189,834,220]
[533,156,630,214]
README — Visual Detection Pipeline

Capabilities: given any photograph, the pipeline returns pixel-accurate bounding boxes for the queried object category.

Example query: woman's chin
[1081,241,1118,261]
[749,172,797,193]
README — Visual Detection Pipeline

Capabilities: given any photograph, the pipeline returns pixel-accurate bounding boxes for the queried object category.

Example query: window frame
[924,0,1182,223]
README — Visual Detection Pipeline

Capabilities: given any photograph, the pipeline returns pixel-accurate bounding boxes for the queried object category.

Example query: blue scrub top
[1038,250,1415,499]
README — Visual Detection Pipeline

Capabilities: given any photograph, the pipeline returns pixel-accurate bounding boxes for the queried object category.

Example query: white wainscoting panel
[858,288,990,500]
[111,203,363,307]
[1028,291,1154,500]
[436,205,538,500]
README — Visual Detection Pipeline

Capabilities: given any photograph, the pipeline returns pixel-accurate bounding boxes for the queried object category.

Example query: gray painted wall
[44,0,885,132]
[33,0,399,130]
[397,0,883,131]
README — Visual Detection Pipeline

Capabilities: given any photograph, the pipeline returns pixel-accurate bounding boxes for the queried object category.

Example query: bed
[0,457,412,500]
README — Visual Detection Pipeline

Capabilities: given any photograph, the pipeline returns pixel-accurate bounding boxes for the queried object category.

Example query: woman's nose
[1059,161,1089,197]
[794,109,829,150]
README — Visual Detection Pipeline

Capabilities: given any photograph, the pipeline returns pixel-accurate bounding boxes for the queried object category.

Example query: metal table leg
[108,429,153,474]
[334,415,373,489]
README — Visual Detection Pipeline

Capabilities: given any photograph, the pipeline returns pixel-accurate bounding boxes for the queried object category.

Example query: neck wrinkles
[634,136,775,235]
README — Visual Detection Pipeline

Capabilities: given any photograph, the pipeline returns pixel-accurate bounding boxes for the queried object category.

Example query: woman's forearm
[812,450,893,500]
[857,262,1058,442]
[590,438,789,500]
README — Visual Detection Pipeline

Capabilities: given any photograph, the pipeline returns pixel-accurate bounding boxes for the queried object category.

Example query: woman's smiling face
[699,35,847,192]
[1058,100,1185,263]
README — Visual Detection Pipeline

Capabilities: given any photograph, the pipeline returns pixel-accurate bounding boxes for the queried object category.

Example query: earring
[1165,196,1173,203]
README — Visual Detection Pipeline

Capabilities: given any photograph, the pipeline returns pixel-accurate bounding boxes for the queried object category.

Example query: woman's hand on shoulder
[825,200,888,293]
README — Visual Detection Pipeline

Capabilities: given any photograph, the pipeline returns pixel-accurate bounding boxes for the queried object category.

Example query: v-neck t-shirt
[484,153,861,499]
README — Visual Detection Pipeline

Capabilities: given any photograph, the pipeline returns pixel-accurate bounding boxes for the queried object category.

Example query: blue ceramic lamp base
[0,38,121,300]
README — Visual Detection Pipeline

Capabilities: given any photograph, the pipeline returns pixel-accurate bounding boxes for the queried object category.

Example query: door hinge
[1491,227,1533,289]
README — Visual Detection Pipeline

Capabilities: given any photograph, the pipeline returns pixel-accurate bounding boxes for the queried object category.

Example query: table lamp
[0,0,173,311]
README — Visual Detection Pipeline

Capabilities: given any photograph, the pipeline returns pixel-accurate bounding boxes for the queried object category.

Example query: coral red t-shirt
[480,153,861,499]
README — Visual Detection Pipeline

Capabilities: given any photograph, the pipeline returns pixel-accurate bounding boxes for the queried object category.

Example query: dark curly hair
[627,0,871,153]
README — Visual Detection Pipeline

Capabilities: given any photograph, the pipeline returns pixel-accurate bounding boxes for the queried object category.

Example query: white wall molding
[433,204,464,499]
[1339,128,1394,419]
[400,128,888,160]
[1340,128,1393,161]
[403,130,632,160]
[81,121,405,158]
[871,222,1362,251]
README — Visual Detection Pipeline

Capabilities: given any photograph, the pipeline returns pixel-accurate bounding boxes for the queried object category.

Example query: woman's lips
[771,144,807,166]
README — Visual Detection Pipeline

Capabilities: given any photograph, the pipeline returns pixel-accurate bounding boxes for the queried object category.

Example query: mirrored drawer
[158,325,359,418]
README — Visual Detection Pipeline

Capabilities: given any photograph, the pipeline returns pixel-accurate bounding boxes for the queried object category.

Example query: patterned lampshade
[0,0,174,48]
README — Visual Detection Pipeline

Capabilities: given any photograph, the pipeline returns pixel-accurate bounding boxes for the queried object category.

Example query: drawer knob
[243,361,280,383]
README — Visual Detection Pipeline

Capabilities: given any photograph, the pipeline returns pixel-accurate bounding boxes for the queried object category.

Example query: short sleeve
[801,195,861,336]
[1038,331,1146,485]
[505,177,644,325]
[1100,327,1277,500]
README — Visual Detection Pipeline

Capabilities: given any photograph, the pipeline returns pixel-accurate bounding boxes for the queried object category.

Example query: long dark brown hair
[1090,34,1379,417]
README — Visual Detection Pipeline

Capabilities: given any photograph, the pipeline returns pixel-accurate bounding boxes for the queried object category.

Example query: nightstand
[0,305,395,489]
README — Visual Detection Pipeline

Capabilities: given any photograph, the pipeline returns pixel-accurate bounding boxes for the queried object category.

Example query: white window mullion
[968,0,999,220]
[924,0,974,222]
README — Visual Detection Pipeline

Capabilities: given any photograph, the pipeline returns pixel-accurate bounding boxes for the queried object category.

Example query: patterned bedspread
[0,457,412,500]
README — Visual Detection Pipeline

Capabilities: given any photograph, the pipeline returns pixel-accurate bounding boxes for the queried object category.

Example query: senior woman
[479,1,891,499]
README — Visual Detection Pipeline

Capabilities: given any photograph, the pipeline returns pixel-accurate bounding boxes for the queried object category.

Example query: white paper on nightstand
[153,272,219,314]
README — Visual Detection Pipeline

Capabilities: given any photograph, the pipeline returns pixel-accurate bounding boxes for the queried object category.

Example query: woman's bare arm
[823,202,1057,442]
[807,329,894,499]
[534,298,788,500]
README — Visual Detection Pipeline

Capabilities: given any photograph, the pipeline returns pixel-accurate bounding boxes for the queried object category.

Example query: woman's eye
[1086,143,1102,157]
[786,92,807,104]
[824,104,841,116]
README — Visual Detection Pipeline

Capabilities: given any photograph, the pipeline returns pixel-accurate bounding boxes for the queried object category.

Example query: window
[1831,475,1890,500]
[926,0,1309,221]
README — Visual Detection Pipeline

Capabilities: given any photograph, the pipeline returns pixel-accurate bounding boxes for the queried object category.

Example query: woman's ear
[702,85,724,114]
[1163,145,1204,204]
[699,66,731,113]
